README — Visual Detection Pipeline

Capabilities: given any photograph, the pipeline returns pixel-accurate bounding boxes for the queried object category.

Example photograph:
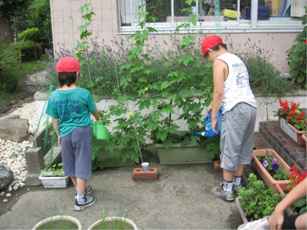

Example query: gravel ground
[0,101,46,202]
[0,139,32,201]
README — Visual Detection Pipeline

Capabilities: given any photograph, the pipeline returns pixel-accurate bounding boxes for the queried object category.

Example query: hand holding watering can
[192,107,223,138]
[91,112,110,141]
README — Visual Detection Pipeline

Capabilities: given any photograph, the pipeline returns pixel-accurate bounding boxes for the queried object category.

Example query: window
[119,0,304,32]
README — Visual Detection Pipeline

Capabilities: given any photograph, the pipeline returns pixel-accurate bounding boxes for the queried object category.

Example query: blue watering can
[193,107,223,138]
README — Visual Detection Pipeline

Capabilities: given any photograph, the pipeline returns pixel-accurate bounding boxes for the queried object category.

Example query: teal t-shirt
[46,87,97,137]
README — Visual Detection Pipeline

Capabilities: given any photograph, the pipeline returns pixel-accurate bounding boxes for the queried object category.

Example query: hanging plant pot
[253,149,290,194]
[88,217,137,230]
[32,215,81,230]
[279,118,306,146]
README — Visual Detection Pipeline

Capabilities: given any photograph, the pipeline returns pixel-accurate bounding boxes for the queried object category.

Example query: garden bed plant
[88,216,137,230]
[86,6,214,167]
[253,149,290,193]
[258,155,288,180]
[39,163,68,189]
[285,165,307,216]
[237,173,281,222]
[32,215,81,230]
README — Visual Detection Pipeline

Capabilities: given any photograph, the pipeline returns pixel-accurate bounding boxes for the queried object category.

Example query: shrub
[287,6,306,89]
[18,27,40,42]
[239,173,281,220]
[246,56,293,96]
[288,29,306,89]
[14,40,42,62]
[26,0,52,48]
[0,42,20,92]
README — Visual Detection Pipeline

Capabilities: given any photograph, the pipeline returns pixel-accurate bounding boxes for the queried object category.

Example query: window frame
[119,0,304,34]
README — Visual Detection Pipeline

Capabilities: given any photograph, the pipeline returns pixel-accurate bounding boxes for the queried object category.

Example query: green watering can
[92,121,110,140]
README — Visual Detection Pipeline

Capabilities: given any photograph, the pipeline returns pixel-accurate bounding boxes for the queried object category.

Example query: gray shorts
[220,103,257,172]
[60,126,92,180]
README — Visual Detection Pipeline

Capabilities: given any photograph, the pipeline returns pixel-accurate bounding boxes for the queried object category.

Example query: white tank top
[217,52,257,113]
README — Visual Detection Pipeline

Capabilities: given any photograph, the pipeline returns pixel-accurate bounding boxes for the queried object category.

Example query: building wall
[50,0,298,72]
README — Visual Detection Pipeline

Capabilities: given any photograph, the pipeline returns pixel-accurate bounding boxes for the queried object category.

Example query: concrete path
[0,165,241,230]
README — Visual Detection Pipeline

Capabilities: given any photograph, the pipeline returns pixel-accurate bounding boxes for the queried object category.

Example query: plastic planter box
[253,149,290,194]
[235,198,248,224]
[39,176,69,188]
[280,118,306,146]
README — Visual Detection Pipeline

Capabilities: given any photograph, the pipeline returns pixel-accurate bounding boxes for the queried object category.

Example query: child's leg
[70,176,77,187]
[60,133,76,181]
[71,126,95,210]
[76,178,87,194]
[72,126,92,185]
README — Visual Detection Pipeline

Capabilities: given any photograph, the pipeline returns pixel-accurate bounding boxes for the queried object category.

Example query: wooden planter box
[146,143,214,165]
[302,135,307,154]
[253,149,290,194]
[235,198,248,224]
[280,118,306,146]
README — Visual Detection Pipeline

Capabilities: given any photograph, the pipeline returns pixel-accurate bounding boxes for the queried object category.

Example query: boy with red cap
[46,56,99,210]
[201,36,257,201]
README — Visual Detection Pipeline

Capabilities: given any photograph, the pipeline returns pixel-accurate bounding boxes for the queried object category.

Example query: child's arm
[269,178,307,230]
[92,111,101,121]
[51,118,61,145]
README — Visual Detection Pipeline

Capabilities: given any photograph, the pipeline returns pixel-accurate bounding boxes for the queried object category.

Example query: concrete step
[259,121,306,170]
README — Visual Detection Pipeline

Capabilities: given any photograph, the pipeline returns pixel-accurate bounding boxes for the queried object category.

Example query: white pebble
[5,193,11,198]
[0,192,5,196]
[3,198,8,203]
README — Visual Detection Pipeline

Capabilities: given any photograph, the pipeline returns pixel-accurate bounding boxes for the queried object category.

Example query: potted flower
[253,149,290,193]
[88,216,137,230]
[39,163,69,188]
[277,99,306,145]
[236,173,281,223]
[32,215,81,230]
[288,165,307,190]
[280,165,307,218]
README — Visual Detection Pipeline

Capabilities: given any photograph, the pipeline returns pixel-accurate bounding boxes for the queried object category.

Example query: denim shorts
[60,126,92,180]
[220,103,257,172]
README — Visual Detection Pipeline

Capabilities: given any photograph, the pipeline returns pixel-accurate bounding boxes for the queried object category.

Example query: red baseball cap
[55,56,80,73]
[201,35,224,56]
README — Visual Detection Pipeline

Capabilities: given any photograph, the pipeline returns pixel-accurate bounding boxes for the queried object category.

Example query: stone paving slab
[0,165,241,230]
